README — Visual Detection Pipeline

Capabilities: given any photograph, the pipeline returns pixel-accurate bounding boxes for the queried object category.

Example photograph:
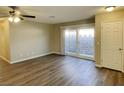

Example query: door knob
[119,48,123,51]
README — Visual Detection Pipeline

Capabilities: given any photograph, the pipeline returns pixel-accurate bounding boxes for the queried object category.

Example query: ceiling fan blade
[20,17,24,20]
[21,15,36,18]
[8,6,18,10]
[0,15,9,18]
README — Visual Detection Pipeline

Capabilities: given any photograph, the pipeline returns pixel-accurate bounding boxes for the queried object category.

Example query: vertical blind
[61,24,95,60]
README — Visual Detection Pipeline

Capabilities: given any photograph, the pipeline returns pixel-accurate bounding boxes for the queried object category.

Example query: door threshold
[66,54,95,61]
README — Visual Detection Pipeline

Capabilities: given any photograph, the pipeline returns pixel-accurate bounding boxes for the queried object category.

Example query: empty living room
[0,6,124,87]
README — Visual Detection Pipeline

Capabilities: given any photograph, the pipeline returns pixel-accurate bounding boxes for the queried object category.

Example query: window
[63,24,94,60]
[65,29,77,53]
[78,28,94,56]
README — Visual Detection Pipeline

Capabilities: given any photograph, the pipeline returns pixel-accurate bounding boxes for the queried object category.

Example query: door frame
[60,23,95,61]
[101,20,124,72]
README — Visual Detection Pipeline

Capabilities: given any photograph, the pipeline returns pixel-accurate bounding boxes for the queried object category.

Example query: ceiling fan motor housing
[9,11,16,16]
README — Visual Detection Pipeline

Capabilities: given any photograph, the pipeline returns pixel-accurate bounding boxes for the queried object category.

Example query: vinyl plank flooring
[0,54,124,86]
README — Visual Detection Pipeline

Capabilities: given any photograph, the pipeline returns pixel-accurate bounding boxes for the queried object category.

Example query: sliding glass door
[64,25,94,60]
[65,29,77,55]
[78,27,94,58]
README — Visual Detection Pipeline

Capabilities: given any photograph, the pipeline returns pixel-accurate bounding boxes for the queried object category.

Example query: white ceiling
[20,6,100,24]
[0,6,124,24]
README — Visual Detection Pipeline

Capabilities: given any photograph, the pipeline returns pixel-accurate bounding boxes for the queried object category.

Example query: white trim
[10,52,52,64]
[101,23,103,67]
[52,52,62,55]
[60,23,95,29]
[65,52,94,61]
[122,21,124,73]
[95,64,102,68]
[122,69,124,73]
[60,27,65,55]
[0,56,10,63]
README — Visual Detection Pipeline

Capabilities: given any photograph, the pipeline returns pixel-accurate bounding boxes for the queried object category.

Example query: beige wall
[0,19,10,62]
[95,10,124,65]
[9,20,54,63]
[0,17,95,64]
[52,18,95,53]
[2,10,123,64]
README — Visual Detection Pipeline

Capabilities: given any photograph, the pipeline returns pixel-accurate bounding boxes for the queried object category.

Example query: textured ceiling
[0,6,124,24]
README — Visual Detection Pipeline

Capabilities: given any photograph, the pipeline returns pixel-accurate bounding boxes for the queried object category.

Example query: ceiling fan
[2,6,36,23]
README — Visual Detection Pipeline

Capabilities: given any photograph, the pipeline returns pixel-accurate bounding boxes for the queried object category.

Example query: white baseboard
[95,64,102,68]
[51,52,62,55]
[0,56,10,63]
[11,52,52,64]
[122,68,124,73]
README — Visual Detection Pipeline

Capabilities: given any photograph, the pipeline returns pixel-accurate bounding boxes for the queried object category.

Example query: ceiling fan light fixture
[16,11,21,15]
[8,6,36,23]
[105,6,115,12]
[8,16,13,22]
[13,16,20,23]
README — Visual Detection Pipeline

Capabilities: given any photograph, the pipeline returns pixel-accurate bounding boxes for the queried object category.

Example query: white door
[101,21,123,71]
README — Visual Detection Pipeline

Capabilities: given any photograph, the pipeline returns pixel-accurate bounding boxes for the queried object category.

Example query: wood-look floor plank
[0,54,124,86]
